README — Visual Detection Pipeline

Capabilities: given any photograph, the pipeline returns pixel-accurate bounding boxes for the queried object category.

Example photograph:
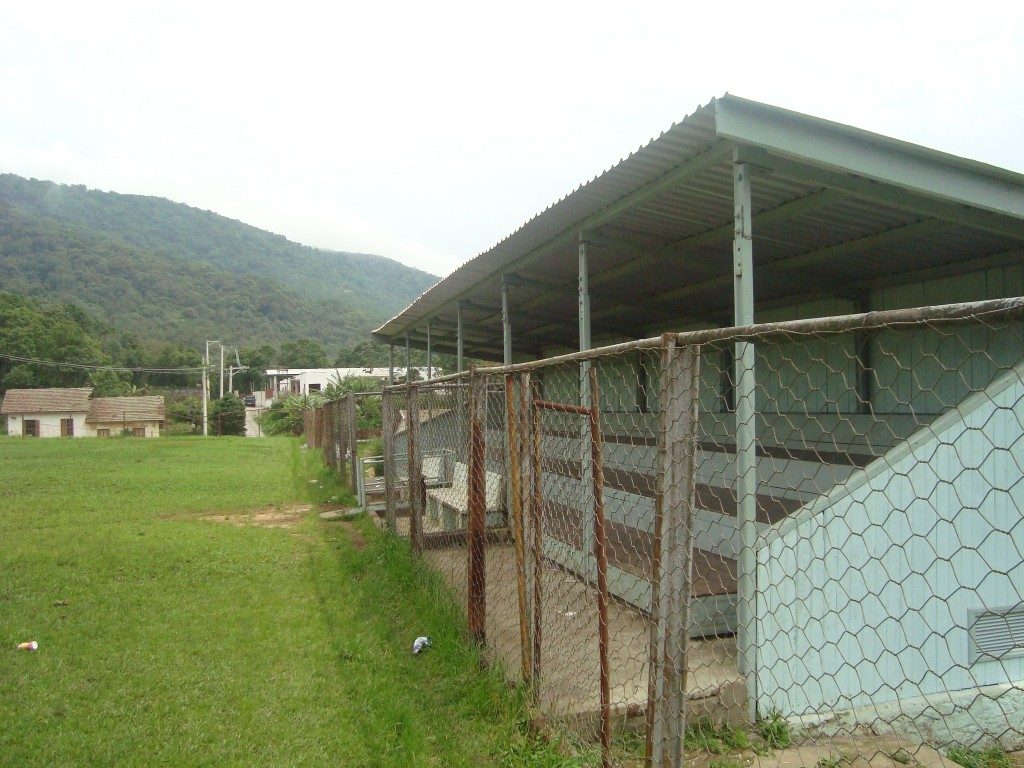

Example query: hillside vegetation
[0,174,436,351]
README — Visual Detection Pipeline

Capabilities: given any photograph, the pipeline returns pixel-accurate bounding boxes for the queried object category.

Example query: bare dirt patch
[207,504,313,529]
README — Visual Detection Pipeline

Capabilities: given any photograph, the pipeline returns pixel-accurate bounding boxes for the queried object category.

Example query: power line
[0,352,204,373]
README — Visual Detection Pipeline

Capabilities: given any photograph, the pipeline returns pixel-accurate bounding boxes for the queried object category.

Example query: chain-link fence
[305,391,382,493]
[370,298,1024,767]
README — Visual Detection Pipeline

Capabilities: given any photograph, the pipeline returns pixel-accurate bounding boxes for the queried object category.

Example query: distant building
[1,388,165,437]
[264,367,434,399]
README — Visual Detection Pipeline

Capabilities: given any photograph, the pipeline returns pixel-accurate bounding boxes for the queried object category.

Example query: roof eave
[714,94,1024,221]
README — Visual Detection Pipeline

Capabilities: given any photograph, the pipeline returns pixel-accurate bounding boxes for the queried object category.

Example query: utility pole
[202,342,210,436]
[204,340,220,436]
[228,348,242,395]
[219,343,225,399]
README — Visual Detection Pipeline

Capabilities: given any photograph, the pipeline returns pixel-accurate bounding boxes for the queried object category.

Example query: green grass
[0,436,578,767]
[947,746,1013,768]
[685,717,752,755]
[756,711,792,750]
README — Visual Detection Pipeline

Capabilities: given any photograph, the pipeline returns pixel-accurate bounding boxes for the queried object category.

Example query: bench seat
[426,461,506,530]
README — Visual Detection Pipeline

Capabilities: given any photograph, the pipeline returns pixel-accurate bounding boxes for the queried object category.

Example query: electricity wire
[0,352,205,373]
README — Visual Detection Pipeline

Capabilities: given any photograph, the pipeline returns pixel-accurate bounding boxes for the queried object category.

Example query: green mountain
[0,174,436,351]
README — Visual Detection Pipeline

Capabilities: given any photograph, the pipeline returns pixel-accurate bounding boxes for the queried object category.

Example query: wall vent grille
[969,605,1024,663]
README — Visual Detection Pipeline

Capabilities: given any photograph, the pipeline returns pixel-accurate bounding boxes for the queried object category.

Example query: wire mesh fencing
[303,393,361,489]
[375,298,1024,768]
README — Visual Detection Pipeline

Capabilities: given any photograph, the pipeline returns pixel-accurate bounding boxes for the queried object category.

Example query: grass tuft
[684,717,752,754]
[947,746,1012,768]
[756,710,793,750]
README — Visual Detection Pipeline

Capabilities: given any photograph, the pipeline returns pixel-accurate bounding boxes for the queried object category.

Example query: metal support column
[426,319,433,380]
[502,276,513,365]
[579,235,592,353]
[388,343,395,386]
[733,156,758,710]
[579,233,595,576]
[405,332,411,381]
[456,301,465,373]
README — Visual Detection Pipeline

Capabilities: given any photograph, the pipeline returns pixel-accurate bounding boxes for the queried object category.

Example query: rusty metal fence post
[587,367,612,768]
[342,399,350,479]
[505,374,531,684]
[406,384,422,554]
[325,401,335,471]
[527,373,543,697]
[347,392,358,492]
[467,370,487,644]
[648,339,699,768]
[336,401,348,482]
[382,390,398,534]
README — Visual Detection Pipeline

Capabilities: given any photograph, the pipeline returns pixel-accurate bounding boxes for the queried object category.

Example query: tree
[210,394,246,436]
[334,340,391,367]
[234,344,276,392]
[322,374,382,430]
[0,292,106,391]
[166,396,202,433]
[278,338,328,369]
[88,369,131,396]
[256,393,324,436]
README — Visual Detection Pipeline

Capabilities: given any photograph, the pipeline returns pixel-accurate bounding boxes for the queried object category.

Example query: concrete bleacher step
[544,501,739,637]
[541,456,804,523]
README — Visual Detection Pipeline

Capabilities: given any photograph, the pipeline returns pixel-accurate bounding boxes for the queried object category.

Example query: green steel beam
[733,159,757,691]
[590,215,953,321]
[761,217,946,275]
[849,247,1024,292]
[480,186,843,335]
[594,187,842,290]
[403,330,537,361]
[736,145,1024,242]
[717,95,1024,222]
[427,315,594,349]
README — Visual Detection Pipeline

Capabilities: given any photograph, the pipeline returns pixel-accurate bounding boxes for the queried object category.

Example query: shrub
[210,394,246,436]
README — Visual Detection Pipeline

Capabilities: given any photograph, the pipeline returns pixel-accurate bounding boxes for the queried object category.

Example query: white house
[84,395,165,437]
[264,367,434,399]
[1,388,165,437]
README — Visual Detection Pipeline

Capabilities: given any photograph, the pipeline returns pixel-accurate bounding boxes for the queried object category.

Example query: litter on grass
[17,641,38,651]
[412,636,432,655]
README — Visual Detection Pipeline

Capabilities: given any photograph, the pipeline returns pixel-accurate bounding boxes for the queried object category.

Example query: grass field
[0,436,580,767]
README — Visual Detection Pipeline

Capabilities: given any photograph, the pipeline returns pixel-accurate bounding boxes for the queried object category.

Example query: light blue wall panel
[755,364,1024,717]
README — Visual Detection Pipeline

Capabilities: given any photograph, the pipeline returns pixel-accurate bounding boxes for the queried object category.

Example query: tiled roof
[86,396,165,423]
[0,388,93,414]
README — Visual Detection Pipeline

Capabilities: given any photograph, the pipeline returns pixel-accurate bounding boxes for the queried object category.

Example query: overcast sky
[2,2,1022,278]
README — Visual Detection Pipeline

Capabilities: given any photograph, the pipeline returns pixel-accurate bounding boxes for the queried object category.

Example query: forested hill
[0,174,437,350]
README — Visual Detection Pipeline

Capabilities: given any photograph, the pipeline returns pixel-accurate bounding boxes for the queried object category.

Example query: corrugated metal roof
[86,396,165,423]
[1,388,93,414]
[374,95,1024,360]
